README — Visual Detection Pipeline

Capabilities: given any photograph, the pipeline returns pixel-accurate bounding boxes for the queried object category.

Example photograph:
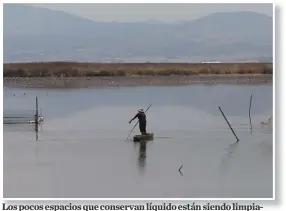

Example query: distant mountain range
[3,4,273,62]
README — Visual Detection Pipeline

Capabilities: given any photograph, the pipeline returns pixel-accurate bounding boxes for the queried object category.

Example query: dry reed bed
[3,62,273,77]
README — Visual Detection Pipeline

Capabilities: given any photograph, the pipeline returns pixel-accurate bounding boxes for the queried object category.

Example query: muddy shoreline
[3,75,273,89]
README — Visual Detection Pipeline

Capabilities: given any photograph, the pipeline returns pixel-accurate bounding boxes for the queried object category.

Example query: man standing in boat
[129,109,147,135]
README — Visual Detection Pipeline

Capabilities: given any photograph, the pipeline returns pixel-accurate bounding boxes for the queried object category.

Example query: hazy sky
[29,3,273,22]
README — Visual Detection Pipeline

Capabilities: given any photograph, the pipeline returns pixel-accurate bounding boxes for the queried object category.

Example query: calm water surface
[3,84,273,198]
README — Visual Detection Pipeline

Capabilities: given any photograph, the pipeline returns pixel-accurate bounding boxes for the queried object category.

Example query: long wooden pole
[218,106,240,143]
[126,104,152,140]
[249,94,253,132]
[35,96,39,141]
[35,96,38,124]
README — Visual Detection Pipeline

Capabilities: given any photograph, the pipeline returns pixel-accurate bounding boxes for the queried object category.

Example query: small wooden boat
[133,133,154,142]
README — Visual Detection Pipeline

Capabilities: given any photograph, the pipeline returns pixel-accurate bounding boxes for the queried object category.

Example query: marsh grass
[3,62,273,77]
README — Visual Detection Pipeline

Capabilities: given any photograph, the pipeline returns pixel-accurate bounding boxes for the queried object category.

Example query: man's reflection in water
[138,140,147,173]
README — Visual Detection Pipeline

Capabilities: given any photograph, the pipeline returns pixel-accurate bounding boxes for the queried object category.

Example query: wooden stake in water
[126,104,152,140]
[249,94,253,132]
[35,96,39,141]
[35,96,39,124]
[218,106,240,143]
[178,165,183,176]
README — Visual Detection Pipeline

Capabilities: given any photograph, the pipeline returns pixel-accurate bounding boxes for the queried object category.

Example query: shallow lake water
[3,84,273,198]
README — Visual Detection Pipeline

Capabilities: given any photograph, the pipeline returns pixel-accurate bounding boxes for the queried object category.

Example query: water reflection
[3,85,273,198]
[137,140,147,174]
[4,84,272,120]
[3,123,41,142]
[219,142,240,178]
[35,121,39,141]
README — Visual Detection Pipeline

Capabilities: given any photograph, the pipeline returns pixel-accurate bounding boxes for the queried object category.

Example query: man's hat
[138,109,144,113]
